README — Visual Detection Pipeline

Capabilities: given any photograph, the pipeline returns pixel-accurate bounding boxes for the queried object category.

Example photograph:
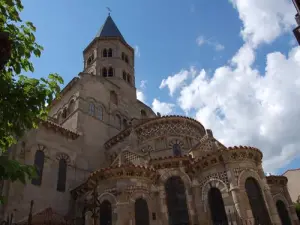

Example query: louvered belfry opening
[165,176,190,225]
[245,177,272,225]
[100,200,112,225]
[208,187,228,225]
[276,200,292,225]
[134,198,150,225]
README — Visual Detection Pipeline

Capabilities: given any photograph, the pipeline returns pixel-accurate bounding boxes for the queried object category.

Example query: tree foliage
[0,0,64,203]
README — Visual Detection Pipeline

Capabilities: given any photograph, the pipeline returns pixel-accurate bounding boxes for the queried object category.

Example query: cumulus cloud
[165,45,300,173]
[136,90,146,103]
[159,67,196,96]
[140,80,147,89]
[196,36,225,51]
[152,99,175,115]
[229,0,295,47]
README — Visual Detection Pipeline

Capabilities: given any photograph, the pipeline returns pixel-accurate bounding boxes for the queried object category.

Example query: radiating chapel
[1,15,299,225]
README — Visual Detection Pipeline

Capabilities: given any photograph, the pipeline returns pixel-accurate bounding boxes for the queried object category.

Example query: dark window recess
[208,187,228,225]
[100,200,112,225]
[56,159,67,192]
[141,109,147,118]
[108,48,113,57]
[125,55,129,63]
[245,177,272,225]
[62,108,67,119]
[276,200,292,225]
[135,198,150,225]
[123,71,127,80]
[123,119,128,129]
[152,213,156,220]
[103,49,108,57]
[108,67,113,77]
[172,143,182,156]
[31,150,45,186]
[165,176,190,225]
[102,68,108,77]
[121,52,125,60]
[110,91,118,105]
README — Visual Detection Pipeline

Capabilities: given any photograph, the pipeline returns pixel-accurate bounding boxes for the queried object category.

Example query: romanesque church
[0,15,299,225]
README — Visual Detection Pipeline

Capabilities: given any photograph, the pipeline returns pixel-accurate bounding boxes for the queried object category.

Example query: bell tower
[83,14,136,99]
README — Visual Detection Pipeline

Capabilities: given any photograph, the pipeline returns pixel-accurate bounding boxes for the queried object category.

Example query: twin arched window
[122,71,132,84]
[121,52,129,64]
[103,48,113,58]
[88,102,103,120]
[102,67,114,77]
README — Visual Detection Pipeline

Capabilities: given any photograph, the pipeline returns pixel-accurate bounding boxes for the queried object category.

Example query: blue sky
[21,0,300,174]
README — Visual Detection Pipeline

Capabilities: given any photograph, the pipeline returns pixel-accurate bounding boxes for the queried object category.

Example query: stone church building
[1,15,299,225]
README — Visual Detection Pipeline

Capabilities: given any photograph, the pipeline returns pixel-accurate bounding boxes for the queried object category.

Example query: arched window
[127,74,131,84]
[208,187,228,225]
[276,200,292,225]
[165,176,190,225]
[108,48,112,57]
[31,150,45,186]
[100,200,112,225]
[245,177,271,225]
[135,198,149,225]
[121,52,125,60]
[110,91,118,105]
[123,119,128,129]
[89,103,95,116]
[141,109,147,118]
[103,49,107,57]
[115,114,121,129]
[56,159,67,192]
[172,144,182,156]
[108,67,113,77]
[62,108,67,119]
[68,99,75,114]
[102,68,108,77]
[122,71,127,80]
[97,107,103,120]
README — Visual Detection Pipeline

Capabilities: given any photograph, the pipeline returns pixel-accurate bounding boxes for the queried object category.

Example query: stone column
[115,202,132,225]
[158,187,169,225]
[229,185,246,219]
[263,185,281,225]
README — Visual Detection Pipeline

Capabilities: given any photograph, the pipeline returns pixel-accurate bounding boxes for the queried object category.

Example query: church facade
[1,15,299,225]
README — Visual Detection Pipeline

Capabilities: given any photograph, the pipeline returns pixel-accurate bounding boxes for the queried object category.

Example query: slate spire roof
[96,14,126,43]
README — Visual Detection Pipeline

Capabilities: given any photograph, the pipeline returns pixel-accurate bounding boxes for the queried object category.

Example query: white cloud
[140,80,147,89]
[196,36,225,51]
[137,90,146,103]
[159,67,196,96]
[229,0,296,47]
[152,99,175,115]
[172,45,300,173]
[135,45,141,58]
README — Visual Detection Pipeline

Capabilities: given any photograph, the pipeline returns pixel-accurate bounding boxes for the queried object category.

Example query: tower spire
[96,13,127,44]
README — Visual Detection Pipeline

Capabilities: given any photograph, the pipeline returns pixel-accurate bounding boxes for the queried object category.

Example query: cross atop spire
[96,14,127,44]
[106,7,112,16]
